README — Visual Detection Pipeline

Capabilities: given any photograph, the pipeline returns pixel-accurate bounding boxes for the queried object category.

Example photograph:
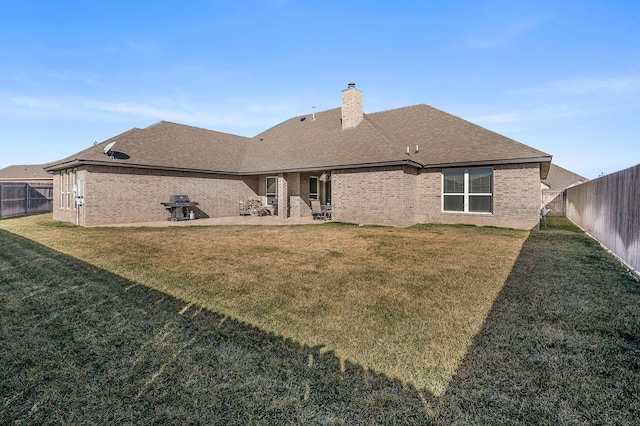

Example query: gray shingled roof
[542,164,588,189]
[367,104,551,168]
[240,108,404,173]
[46,103,552,178]
[242,104,551,175]
[0,164,52,181]
[47,121,250,173]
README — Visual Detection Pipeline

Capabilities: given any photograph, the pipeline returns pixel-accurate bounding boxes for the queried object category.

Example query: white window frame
[59,169,78,210]
[60,171,65,209]
[442,167,493,214]
[266,176,278,205]
[309,176,319,200]
[71,169,77,211]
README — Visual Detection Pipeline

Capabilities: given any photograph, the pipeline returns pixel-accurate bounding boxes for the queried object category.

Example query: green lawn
[1,215,638,424]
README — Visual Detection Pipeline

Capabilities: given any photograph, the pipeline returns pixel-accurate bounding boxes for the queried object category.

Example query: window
[60,171,66,209]
[71,169,77,211]
[309,177,318,200]
[60,169,77,210]
[442,168,493,213]
[266,176,278,205]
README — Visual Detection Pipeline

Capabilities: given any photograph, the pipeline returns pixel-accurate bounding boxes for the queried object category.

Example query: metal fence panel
[565,164,640,273]
[0,183,53,219]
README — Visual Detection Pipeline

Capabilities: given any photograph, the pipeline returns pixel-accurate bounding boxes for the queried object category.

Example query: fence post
[25,183,30,215]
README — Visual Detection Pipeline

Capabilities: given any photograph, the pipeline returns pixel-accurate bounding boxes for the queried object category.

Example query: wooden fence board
[0,183,53,219]
[565,164,639,273]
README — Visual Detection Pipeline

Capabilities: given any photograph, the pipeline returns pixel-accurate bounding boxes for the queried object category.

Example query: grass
[1,214,639,424]
[0,215,529,396]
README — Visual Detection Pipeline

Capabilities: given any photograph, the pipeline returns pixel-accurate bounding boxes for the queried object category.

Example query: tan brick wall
[52,162,542,229]
[54,165,258,226]
[286,172,303,218]
[341,86,363,130]
[415,163,542,230]
[52,168,87,225]
[332,166,417,227]
[298,172,317,217]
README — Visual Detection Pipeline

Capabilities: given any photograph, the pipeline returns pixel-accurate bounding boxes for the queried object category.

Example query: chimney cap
[347,82,356,89]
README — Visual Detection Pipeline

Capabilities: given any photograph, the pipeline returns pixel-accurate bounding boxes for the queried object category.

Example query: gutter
[44,156,551,177]
[422,156,552,169]
[44,158,425,176]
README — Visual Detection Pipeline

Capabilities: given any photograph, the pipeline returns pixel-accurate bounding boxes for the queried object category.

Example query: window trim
[442,167,493,214]
[266,176,278,205]
[309,176,319,200]
[60,169,78,210]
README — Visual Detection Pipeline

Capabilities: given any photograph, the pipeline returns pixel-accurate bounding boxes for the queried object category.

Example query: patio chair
[311,200,324,220]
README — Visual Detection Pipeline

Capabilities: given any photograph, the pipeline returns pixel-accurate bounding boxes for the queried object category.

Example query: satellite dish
[103,141,117,155]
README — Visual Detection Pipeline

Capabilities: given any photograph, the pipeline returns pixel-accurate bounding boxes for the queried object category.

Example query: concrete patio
[99,215,328,227]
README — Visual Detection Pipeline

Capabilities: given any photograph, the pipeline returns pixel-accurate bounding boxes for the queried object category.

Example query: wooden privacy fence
[542,189,565,216]
[565,164,639,273]
[0,183,54,219]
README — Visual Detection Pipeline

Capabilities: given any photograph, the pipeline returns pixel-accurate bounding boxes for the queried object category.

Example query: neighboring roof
[0,164,53,181]
[542,164,588,189]
[46,121,250,173]
[46,103,552,178]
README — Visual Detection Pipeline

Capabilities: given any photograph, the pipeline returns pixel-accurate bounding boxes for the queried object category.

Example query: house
[0,164,53,185]
[541,164,588,215]
[0,164,54,218]
[45,84,552,229]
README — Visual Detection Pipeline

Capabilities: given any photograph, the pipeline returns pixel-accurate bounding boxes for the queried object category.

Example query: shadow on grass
[437,218,640,424]
[0,230,430,425]
[2,217,639,424]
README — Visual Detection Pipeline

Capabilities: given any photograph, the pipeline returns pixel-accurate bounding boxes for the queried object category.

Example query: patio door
[266,176,277,206]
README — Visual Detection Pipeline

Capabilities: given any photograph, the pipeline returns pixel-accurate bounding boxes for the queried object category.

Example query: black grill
[169,194,190,203]
[161,195,199,221]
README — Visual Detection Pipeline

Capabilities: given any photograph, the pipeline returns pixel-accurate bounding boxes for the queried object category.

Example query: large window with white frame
[442,168,493,213]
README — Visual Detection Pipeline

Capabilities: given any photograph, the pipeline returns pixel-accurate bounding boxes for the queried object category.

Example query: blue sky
[1,0,639,179]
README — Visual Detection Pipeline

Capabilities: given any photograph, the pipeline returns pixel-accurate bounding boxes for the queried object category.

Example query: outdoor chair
[311,200,324,220]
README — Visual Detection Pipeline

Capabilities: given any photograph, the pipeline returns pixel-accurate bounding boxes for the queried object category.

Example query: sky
[1,0,639,179]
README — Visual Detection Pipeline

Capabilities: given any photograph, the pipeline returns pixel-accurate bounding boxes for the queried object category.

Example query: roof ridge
[146,120,250,139]
[361,114,413,162]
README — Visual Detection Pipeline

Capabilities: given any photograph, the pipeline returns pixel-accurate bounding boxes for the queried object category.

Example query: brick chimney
[341,83,363,130]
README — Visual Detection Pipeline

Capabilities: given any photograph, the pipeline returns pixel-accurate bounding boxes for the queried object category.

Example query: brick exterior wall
[332,166,418,227]
[52,162,541,229]
[286,172,302,218]
[53,165,258,226]
[415,163,542,230]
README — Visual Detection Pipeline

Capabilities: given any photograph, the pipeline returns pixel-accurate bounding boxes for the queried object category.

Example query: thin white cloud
[467,18,540,48]
[470,74,640,128]
[517,75,640,96]
[124,40,157,52]
[0,91,304,136]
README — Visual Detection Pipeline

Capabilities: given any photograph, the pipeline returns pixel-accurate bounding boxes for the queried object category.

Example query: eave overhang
[44,156,551,179]
[423,155,552,179]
